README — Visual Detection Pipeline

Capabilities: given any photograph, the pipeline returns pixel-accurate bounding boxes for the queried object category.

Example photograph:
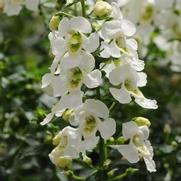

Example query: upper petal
[70,17,92,33]
[84,70,102,88]
[98,118,116,139]
[83,99,109,119]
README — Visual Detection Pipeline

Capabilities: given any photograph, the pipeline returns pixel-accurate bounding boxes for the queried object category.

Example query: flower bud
[0,0,4,10]
[49,16,60,31]
[93,1,112,18]
[52,134,61,146]
[163,123,171,134]
[133,117,151,127]
[57,156,72,170]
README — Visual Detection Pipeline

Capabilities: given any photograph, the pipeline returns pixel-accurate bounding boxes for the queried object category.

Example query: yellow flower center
[83,115,97,137]
[68,67,83,89]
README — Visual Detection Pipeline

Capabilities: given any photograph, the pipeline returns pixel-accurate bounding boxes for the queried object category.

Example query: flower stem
[81,0,86,17]
[98,137,107,180]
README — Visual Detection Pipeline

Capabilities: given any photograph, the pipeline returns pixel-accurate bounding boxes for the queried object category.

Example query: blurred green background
[0,6,181,181]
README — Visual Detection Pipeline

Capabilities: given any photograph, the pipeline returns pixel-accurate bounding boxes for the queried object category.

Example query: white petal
[52,37,66,57]
[58,17,70,37]
[110,87,132,104]
[4,3,22,16]
[109,66,127,85]
[79,136,99,153]
[100,42,111,58]
[98,118,116,139]
[140,126,150,140]
[109,40,121,58]
[100,20,121,40]
[135,97,158,109]
[120,19,136,37]
[112,144,140,163]
[122,121,139,139]
[25,0,39,11]
[83,99,109,119]
[82,33,99,53]
[84,70,102,88]
[143,157,156,172]
[40,113,54,125]
[79,52,95,72]
[41,73,52,88]
[61,53,81,70]
[52,76,68,97]
[137,72,147,87]
[70,17,92,33]
[126,38,138,50]
[60,90,83,109]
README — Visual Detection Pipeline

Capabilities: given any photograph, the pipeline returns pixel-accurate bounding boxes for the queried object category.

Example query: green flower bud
[163,123,171,134]
[117,136,126,144]
[94,1,112,18]
[133,117,151,127]
[49,16,60,31]
[53,134,61,146]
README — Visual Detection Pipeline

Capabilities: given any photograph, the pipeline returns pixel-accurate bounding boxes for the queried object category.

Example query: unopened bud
[49,16,60,31]
[117,136,126,144]
[0,0,4,10]
[163,123,171,134]
[133,117,151,127]
[52,134,61,146]
[94,1,112,18]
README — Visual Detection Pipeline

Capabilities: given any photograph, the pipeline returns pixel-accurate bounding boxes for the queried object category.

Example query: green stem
[81,0,86,17]
[98,137,107,180]
[65,171,85,181]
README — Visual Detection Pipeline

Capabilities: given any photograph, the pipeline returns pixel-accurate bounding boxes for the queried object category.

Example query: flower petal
[143,156,156,172]
[58,17,70,37]
[120,19,136,37]
[41,73,52,88]
[135,97,158,109]
[82,33,99,53]
[98,118,116,139]
[122,121,139,139]
[110,87,132,104]
[84,70,102,88]
[70,17,92,33]
[112,144,140,163]
[25,0,39,11]
[83,99,109,119]
[79,52,95,72]
[40,113,54,125]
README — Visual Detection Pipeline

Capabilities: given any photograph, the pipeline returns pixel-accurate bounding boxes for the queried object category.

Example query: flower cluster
[40,0,158,172]
[0,0,39,16]
[117,0,181,72]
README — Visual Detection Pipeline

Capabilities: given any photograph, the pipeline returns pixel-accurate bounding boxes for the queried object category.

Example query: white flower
[108,64,158,109]
[49,126,81,167]
[70,99,116,141]
[40,90,83,125]
[49,16,99,58]
[100,19,136,41]
[42,51,102,98]
[112,121,156,172]
[3,0,39,16]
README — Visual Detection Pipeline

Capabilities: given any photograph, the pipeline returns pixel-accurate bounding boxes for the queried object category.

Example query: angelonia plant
[40,0,158,175]
[2,0,173,179]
